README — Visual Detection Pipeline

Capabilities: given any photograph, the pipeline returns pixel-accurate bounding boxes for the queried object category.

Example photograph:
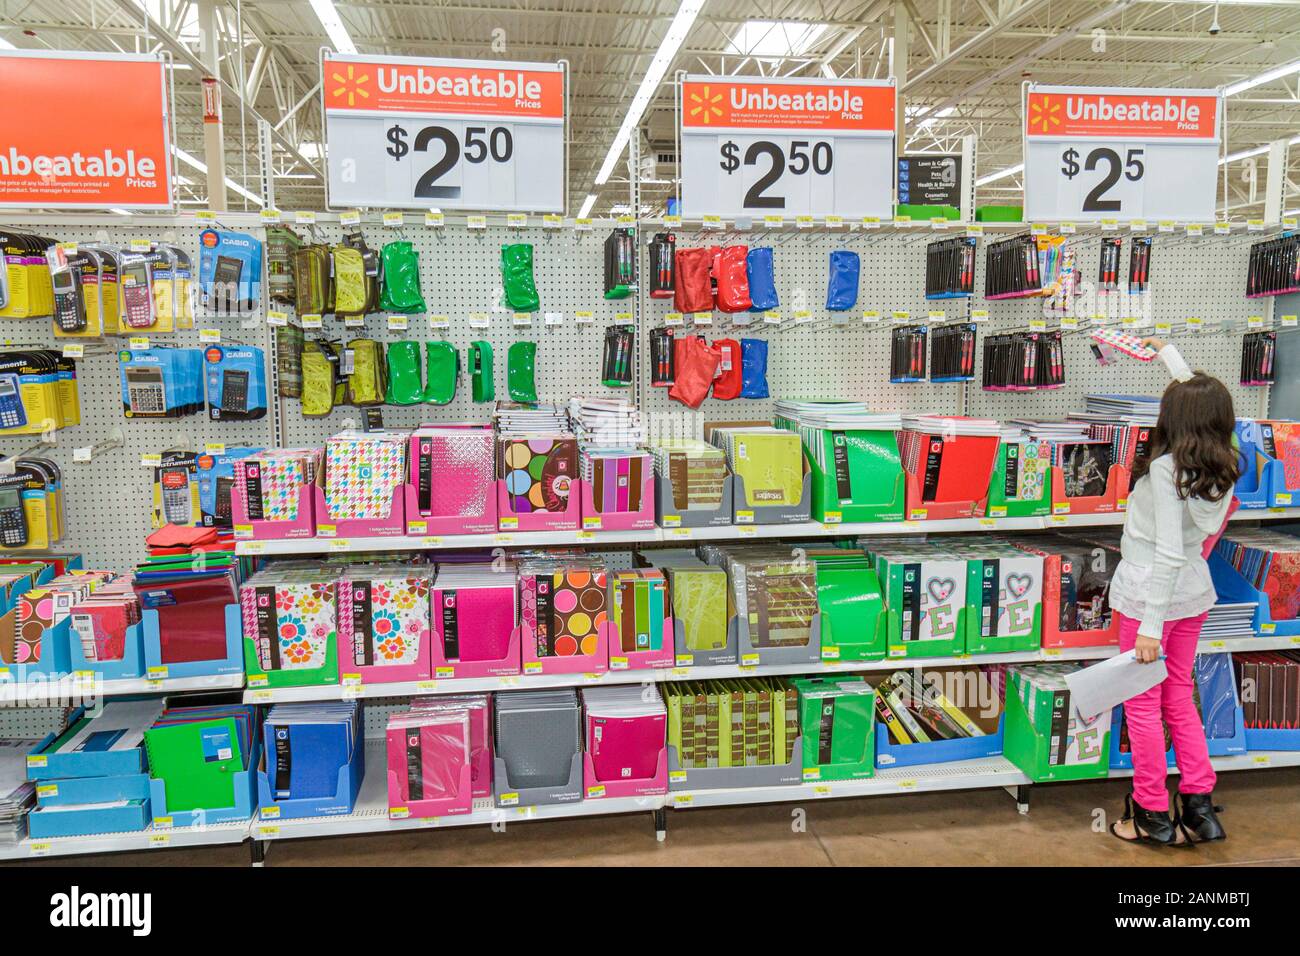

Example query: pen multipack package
[925,236,976,298]
[196,446,263,528]
[203,346,268,421]
[338,565,432,685]
[601,324,635,387]
[404,424,497,535]
[232,448,322,539]
[1241,331,1277,387]
[603,228,636,299]
[198,228,262,315]
[119,347,204,419]
[930,323,977,382]
[647,232,676,298]
[241,568,341,688]
[650,327,676,387]
[1246,233,1300,298]
[890,325,928,383]
[981,331,1065,391]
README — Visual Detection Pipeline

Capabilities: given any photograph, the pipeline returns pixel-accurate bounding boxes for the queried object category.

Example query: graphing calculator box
[152,451,202,529]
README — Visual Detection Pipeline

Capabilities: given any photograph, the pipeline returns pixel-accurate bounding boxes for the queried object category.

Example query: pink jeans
[1117,611,1217,812]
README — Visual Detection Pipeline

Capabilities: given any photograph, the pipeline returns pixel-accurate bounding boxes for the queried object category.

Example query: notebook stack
[27,700,164,838]
[642,552,730,664]
[567,397,645,446]
[582,686,668,793]
[1202,602,1259,638]
[497,432,578,516]
[698,543,819,659]
[233,448,320,524]
[792,675,876,780]
[339,564,432,680]
[386,701,474,816]
[406,425,495,524]
[431,563,518,675]
[664,678,799,770]
[898,415,1001,515]
[132,548,239,671]
[408,694,493,798]
[263,701,361,815]
[240,567,341,687]
[649,439,728,517]
[862,538,969,654]
[709,426,806,516]
[1003,662,1113,780]
[0,739,39,842]
[517,558,609,668]
[608,568,672,666]
[493,689,583,804]
[1215,531,1300,622]
[3,570,117,667]
[1074,394,1161,425]
[1234,652,1300,729]
[493,401,569,434]
[144,703,258,819]
[323,431,406,522]
[579,447,652,516]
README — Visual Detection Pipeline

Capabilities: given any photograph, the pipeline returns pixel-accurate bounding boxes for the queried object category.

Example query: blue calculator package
[120,347,204,419]
[203,346,268,421]
[198,229,263,315]
[197,446,262,527]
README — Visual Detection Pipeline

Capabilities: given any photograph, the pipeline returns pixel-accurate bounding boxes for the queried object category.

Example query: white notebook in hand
[1064,651,1169,720]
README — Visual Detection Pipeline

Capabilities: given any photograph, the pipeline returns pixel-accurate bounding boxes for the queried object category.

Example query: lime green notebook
[143,718,243,812]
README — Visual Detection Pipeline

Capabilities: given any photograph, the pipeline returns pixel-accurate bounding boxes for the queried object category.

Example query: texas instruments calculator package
[152,451,202,529]
[119,347,204,419]
[203,346,268,421]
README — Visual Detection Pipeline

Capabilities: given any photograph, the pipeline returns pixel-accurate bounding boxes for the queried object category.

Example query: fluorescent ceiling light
[172,146,263,206]
[915,106,955,133]
[594,0,705,186]
[976,163,1023,186]
[577,194,597,219]
[0,35,13,50]
[1220,132,1300,165]
[725,20,828,59]
[1224,56,1300,97]
[108,208,131,216]
[309,0,357,55]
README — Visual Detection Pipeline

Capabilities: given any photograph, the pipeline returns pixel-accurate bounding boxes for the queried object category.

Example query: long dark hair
[1130,371,1240,501]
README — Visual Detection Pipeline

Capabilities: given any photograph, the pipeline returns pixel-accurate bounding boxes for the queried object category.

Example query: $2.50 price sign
[679,76,896,221]
[322,53,566,212]
[1023,84,1222,223]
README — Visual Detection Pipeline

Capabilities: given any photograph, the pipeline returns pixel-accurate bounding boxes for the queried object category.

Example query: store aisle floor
[10,768,1300,867]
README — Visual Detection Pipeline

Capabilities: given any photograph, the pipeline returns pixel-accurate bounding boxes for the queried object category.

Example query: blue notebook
[263,702,358,800]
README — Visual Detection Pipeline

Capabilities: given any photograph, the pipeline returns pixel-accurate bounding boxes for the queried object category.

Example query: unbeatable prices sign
[681,78,895,133]
[1025,88,1220,141]
[0,51,173,209]
[323,54,564,120]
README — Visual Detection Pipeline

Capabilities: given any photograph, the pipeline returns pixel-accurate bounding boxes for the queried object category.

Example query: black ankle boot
[1178,793,1226,843]
[1111,793,1179,846]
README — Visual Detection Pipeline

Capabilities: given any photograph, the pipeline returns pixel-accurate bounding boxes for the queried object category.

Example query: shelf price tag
[1023,85,1222,224]
[678,76,896,221]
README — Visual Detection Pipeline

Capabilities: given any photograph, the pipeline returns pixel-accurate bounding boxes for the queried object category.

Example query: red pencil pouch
[715,246,752,313]
[674,247,714,314]
[668,336,721,409]
[711,338,743,400]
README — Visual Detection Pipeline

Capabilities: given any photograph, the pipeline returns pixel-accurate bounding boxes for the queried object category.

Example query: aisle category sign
[0,51,174,209]
[322,53,566,212]
[1023,84,1221,223]
[679,76,896,220]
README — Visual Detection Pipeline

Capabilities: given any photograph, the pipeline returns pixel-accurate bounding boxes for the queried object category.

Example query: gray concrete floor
[8,767,1299,866]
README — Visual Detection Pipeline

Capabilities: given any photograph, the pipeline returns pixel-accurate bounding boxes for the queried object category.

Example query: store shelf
[232,505,1300,556]
[1108,750,1300,779]
[0,820,249,862]
[0,672,245,707]
[250,741,659,843]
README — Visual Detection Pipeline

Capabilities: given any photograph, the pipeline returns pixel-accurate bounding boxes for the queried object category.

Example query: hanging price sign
[679,76,895,220]
[322,54,566,212]
[1023,85,1221,223]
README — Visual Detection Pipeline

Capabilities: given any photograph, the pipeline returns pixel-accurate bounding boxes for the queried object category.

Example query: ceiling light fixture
[593,0,705,186]
[577,194,597,219]
[975,163,1024,186]
[1223,56,1300,97]
[172,146,264,206]
[308,0,358,55]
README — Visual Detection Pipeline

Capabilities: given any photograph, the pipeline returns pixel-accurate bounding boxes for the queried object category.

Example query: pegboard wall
[637,222,1275,439]
[0,209,1284,571]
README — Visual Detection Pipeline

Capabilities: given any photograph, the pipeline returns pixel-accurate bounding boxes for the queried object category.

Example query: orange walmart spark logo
[1029,95,1062,132]
[688,85,723,124]
[331,64,370,107]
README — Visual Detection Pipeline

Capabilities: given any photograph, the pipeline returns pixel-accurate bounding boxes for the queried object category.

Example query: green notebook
[143,718,243,812]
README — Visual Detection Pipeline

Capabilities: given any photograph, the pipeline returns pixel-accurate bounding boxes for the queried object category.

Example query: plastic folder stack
[264,701,360,801]
[582,686,666,784]
[699,543,818,649]
[665,678,799,769]
[609,569,669,655]
[649,439,727,511]
[494,689,582,790]
[774,402,903,513]
[386,703,471,808]
[133,549,238,666]
[1216,530,1300,621]
[144,703,257,813]
[408,694,493,798]
[0,739,38,843]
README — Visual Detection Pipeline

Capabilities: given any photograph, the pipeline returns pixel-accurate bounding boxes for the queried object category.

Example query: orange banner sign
[1026,87,1221,140]
[681,77,895,134]
[323,54,564,121]
[0,51,173,209]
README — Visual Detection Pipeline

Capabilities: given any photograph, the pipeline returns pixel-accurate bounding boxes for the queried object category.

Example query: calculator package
[203,345,268,421]
[198,228,263,315]
[148,243,196,331]
[196,446,263,528]
[119,347,204,419]
[0,350,77,435]
[0,230,55,319]
[152,451,202,529]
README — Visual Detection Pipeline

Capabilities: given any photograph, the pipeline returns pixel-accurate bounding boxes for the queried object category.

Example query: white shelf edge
[0,673,246,707]
[0,821,249,862]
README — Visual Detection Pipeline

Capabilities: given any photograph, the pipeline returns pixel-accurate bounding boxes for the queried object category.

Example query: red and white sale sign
[0,51,173,209]
[679,76,896,220]
[1023,84,1222,223]
[322,53,566,212]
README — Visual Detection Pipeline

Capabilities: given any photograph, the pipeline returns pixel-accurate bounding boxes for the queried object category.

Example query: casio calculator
[126,366,167,415]
[0,486,27,547]
[214,475,235,524]
[221,368,249,415]
[212,255,243,314]
[159,468,192,525]
[0,374,27,429]
[53,267,87,332]
[120,257,155,328]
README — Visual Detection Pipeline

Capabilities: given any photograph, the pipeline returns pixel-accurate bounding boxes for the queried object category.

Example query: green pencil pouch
[379,241,426,313]
[300,339,337,417]
[332,244,369,318]
[501,243,539,312]
[385,340,424,405]
[345,338,386,406]
[507,340,538,402]
[470,340,494,403]
[424,341,459,405]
